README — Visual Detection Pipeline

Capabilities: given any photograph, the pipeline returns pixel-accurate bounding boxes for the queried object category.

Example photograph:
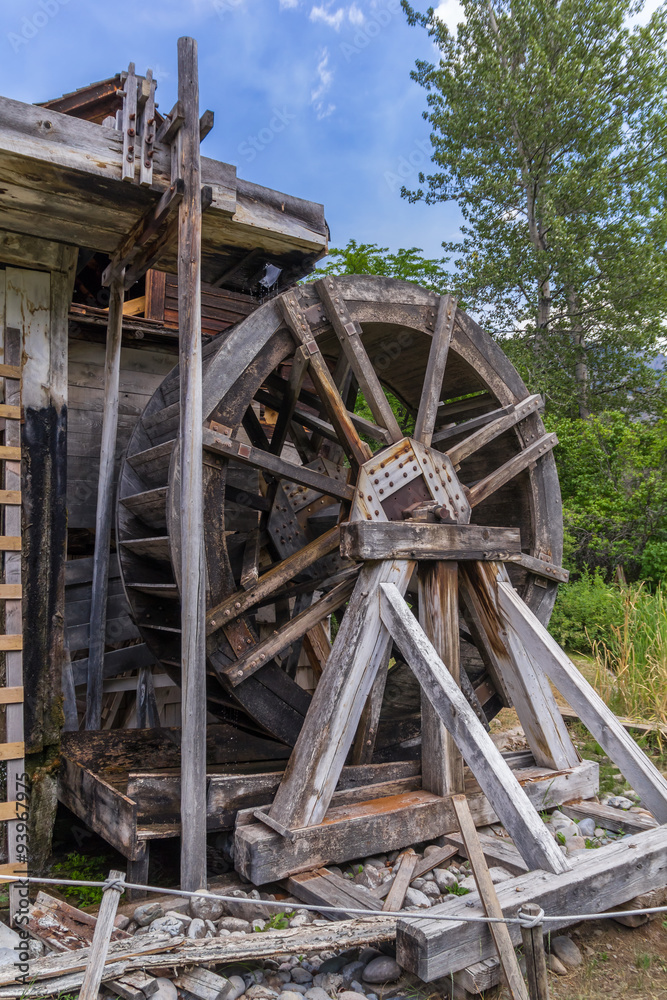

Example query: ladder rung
[0,742,24,761]
[0,538,21,551]
[0,802,24,822]
[0,636,22,651]
[0,687,23,704]
[0,365,21,380]
[0,492,20,506]
[0,586,21,599]
[0,447,20,461]
[0,405,21,420]
[0,862,27,882]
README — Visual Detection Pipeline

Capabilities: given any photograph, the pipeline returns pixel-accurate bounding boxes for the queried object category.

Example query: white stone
[403,887,431,908]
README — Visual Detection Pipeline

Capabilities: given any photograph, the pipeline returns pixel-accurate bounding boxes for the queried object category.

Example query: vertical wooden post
[520,904,550,1000]
[78,869,125,1000]
[177,35,207,892]
[86,278,125,730]
[418,561,464,795]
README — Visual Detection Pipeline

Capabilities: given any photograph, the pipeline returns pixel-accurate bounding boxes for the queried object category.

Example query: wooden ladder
[0,356,28,907]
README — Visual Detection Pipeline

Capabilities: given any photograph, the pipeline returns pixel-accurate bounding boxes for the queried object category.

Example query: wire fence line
[3,873,665,929]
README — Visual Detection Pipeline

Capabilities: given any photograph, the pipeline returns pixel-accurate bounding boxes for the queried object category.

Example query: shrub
[549,570,624,653]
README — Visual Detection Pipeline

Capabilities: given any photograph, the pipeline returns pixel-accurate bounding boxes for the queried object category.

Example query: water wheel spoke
[431,402,515,447]
[315,276,404,443]
[279,289,371,469]
[270,344,310,456]
[467,432,558,508]
[445,394,542,468]
[414,294,458,446]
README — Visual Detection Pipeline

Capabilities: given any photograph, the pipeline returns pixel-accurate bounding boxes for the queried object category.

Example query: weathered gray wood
[442,831,529,876]
[175,967,233,1000]
[316,276,403,442]
[397,824,667,982]
[561,800,656,835]
[452,794,528,1000]
[379,582,569,875]
[446,394,541,468]
[414,294,457,446]
[340,521,521,562]
[520,903,550,1000]
[431,402,514,445]
[86,278,125,730]
[79,869,125,1000]
[268,560,415,830]
[288,868,383,919]
[177,35,207,892]
[504,551,569,584]
[418,562,464,796]
[468,433,558,508]
[497,580,667,824]
[383,848,418,911]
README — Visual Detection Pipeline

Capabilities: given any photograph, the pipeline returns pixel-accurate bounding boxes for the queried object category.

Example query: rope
[3,873,666,927]
[518,905,545,928]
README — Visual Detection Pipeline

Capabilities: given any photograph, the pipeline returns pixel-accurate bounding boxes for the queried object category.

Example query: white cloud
[279,0,300,8]
[311,46,335,119]
[432,0,463,31]
[309,2,364,31]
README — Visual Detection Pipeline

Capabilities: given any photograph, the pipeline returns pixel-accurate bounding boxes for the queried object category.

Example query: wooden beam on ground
[287,868,383,920]
[561,799,657,835]
[442,831,530,876]
[383,848,418,912]
[78,870,125,1000]
[85,279,124,730]
[174,967,233,1000]
[414,294,457,446]
[452,794,528,1000]
[177,35,207,893]
[497,580,667,824]
[559,704,667,739]
[379,582,569,875]
[340,521,521,562]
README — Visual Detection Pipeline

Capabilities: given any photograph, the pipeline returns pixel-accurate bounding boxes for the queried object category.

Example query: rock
[133,901,164,927]
[409,877,426,890]
[607,795,633,810]
[358,948,382,965]
[187,917,207,939]
[403,887,431,908]
[266,974,288,992]
[546,953,568,975]
[327,866,343,877]
[423,844,444,857]
[152,978,179,1000]
[363,856,387,869]
[312,972,344,993]
[577,818,596,838]
[226,890,272,923]
[318,950,359,973]
[246,987,279,1000]
[218,916,252,933]
[488,867,512,884]
[27,939,46,959]
[205,919,217,934]
[354,866,382,891]
[594,827,606,838]
[253,918,267,932]
[362,956,402,984]
[279,993,307,1000]
[115,914,131,931]
[304,990,331,1000]
[291,967,313,985]
[433,868,458,891]
[218,928,231,937]
[227,975,247,1000]
[566,836,588,852]
[289,911,313,928]
[350,984,366,995]
[126,920,138,934]
[421,881,441,898]
[341,961,366,987]
[550,936,583,969]
[288,986,308,995]
[458,876,477,892]
[189,889,227,921]
[149,915,185,937]
[245,971,265,986]
[338,993,367,1000]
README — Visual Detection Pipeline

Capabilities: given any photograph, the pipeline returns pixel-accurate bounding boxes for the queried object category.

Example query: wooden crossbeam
[0,447,20,461]
[0,637,22,651]
[414,294,457,446]
[340,522,521,562]
[0,405,21,420]
[0,862,27,883]
[0,687,23,704]
[0,742,25,761]
[0,365,21,380]
[0,538,20,551]
[0,492,21,506]
[467,433,558,507]
[446,394,541,468]
[0,802,24,822]
[0,586,21,600]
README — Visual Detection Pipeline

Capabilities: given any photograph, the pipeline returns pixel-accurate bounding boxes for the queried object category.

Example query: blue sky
[0,0,466,261]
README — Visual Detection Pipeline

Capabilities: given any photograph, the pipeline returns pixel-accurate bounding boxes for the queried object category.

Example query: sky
[0,0,466,262]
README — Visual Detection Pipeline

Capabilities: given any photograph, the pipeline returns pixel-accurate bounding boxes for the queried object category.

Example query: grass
[51,851,113,908]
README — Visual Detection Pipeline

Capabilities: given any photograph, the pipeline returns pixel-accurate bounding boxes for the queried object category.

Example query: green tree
[318,239,449,293]
[402,0,667,418]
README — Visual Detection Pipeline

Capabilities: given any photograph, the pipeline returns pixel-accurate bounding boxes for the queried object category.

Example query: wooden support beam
[86,279,125,730]
[0,365,21,380]
[431,402,515,446]
[177,35,207,893]
[0,687,23,704]
[0,447,20,461]
[120,64,138,182]
[383,848,417,911]
[452,794,528,1000]
[0,637,22,651]
[340,522,521,562]
[0,538,20,551]
[414,294,457,446]
[442,831,529,876]
[288,868,383,920]
[497,579,667,824]
[78,870,125,1000]
[467,434,558,508]
[379,582,569,875]
[446,394,541,468]
[0,492,21,505]
[175,968,232,1000]
[0,586,21,599]
[0,405,21,419]
[520,903,550,1000]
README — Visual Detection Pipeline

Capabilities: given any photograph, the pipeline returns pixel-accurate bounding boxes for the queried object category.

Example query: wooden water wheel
[117,274,566,750]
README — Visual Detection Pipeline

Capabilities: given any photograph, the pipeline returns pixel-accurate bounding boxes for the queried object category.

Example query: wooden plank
[202,427,355,502]
[175,968,233,1000]
[79,870,129,1000]
[206,525,340,634]
[396,825,667,982]
[121,64,138,182]
[504,550,569,584]
[0,862,27,882]
[270,343,309,456]
[0,405,20,419]
[0,741,26,761]
[85,279,125,730]
[520,903,550,1000]
[0,802,23,821]
[441,831,529,876]
[446,394,541,467]
[419,562,464,797]
[414,294,457,446]
[287,868,383,920]
[315,276,403,443]
[431,403,514,446]
[268,559,415,831]
[378,582,569,875]
[383,848,418,911]
[26,891,130,952]
[219,576,356,686]
[497,580,667,824]
[561,799,657,834]
[0,585,22,599]
[0,538,20,551]
[0,687,23,704]
[0,447,20,461]
[340,521,522,562]
[468,433,558,507]
[452,794,528,1000]
[0,492,20,505]
[559,704,667,739]
[178,35,207,893]
[0,637,22,650]
[0,364,21,379]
